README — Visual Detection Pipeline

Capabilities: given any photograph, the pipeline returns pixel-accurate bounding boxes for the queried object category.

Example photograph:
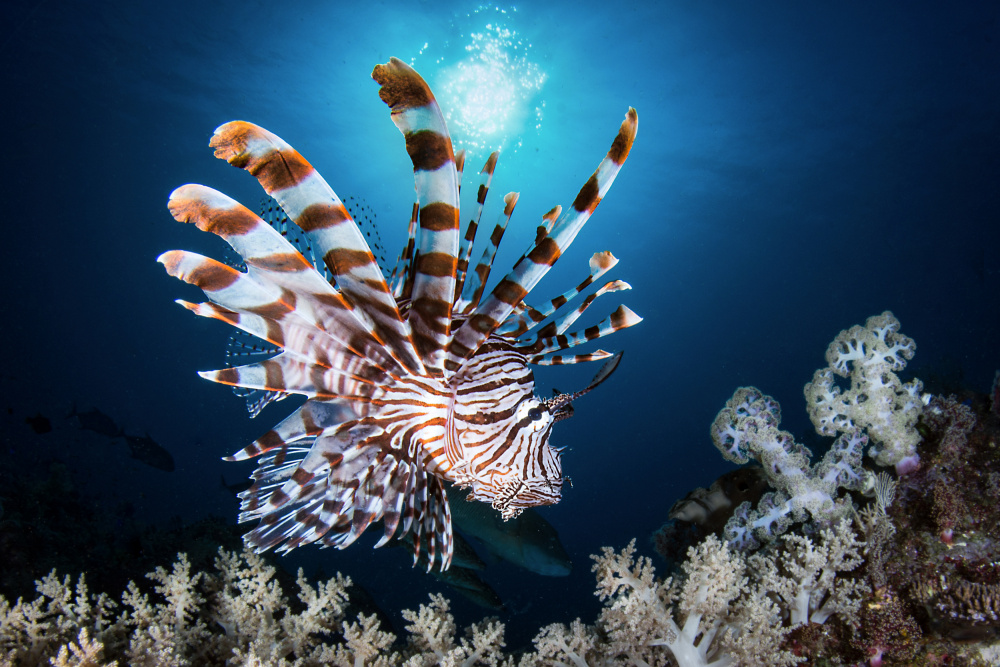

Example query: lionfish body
[160,58,639,569]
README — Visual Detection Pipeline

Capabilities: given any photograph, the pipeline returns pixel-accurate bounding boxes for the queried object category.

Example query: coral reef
[711,387,871,550]
[4,316,999,665]
[0,523,872,666]
[0,548,510,667]
[803,311,927,474]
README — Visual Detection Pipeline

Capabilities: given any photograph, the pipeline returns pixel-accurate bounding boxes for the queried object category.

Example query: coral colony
[2,299,1000,662]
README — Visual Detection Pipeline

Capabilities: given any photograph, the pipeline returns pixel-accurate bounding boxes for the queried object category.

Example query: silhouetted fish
[429,565,504,611]
[123,433,175,472]
[69,405,123,438]
[25,413,52,434]
[449,486,572,576]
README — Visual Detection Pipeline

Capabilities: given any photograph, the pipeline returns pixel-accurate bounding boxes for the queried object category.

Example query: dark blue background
[2,0,997,648]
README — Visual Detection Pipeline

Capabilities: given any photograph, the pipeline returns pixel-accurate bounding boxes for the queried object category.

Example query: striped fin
[507,205,563,275]
[512,279,632,347]
[160,251,397,382]
[496,251,620,337]
[516,305,643,358]
[198,352,381,399]
[454,150,466,194]
[551,280,632,335]
[225,399,358,462]
[455,152,500,306]
[411,474,452,572]
[531,350,616,366]
[448,108,638,371]
[458,192,519,314]
[372,58,461,375]
[240,429,369,552]
[376,461,412,547]
[208,122,424,376]
[165,185,406,371]
[541,204,561,234]
[390,201,421,300]
[160,263,399,393]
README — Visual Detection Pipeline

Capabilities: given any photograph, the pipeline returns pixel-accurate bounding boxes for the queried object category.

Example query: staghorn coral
[803,311,928,474]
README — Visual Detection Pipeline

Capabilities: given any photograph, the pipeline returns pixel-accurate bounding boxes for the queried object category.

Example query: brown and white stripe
[209,121,424,377]
[159,58,641,571]
[454,152,500,306]
[458,191,519,318]
[446,107,638,373]
[373,57,461,375]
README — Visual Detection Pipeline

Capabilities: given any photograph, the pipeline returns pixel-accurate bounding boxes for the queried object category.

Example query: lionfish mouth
[543,350,626,416]
[489,477,563,520]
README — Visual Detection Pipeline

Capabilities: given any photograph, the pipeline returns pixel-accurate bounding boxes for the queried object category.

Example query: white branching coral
[401,593,509,666]
[575,521,868,667]
[0,572,117,666]
[588,536,798,667]
[748,519,869,628]
[803,311,928,474]
[524,619,598,667]
[330,613,399,667]
[711,387,870,549]
[0,530,869,666]
[0,548,356,667]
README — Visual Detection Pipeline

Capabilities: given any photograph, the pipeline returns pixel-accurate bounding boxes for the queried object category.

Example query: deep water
[2,0,998,652]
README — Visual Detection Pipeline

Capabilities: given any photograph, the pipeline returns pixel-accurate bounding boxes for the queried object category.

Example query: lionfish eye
[528,407,544,421]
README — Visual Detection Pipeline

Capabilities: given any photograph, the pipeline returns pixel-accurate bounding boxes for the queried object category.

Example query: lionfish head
[462,393,565,519]
[454,351,625,519]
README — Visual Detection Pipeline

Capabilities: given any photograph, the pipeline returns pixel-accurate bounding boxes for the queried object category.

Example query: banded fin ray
[455,152,500,306]
[532,350,616,366]
[373,57,461,375]
[516,304,643,358]
[446,108,639,373]
[459,192,519,315]
[496,251,621,338]
[157,234,398,381]
[208,121,425,376]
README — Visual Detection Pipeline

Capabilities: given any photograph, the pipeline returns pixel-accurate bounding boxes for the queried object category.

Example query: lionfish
[158,58,639,569]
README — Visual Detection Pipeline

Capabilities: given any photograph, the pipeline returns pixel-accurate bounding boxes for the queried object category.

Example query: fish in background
[449,485,572,577]
[399,485,570,609]
[24,412,52,434]
[429,565,504,611]
[68,405,175,472]
[68,405,123,438]
[123,433,175,472]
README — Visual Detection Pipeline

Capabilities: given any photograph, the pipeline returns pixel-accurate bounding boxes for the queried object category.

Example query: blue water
[2,0,998,650]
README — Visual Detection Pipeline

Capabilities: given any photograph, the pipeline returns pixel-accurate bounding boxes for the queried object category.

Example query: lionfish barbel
[159,58,640,569]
